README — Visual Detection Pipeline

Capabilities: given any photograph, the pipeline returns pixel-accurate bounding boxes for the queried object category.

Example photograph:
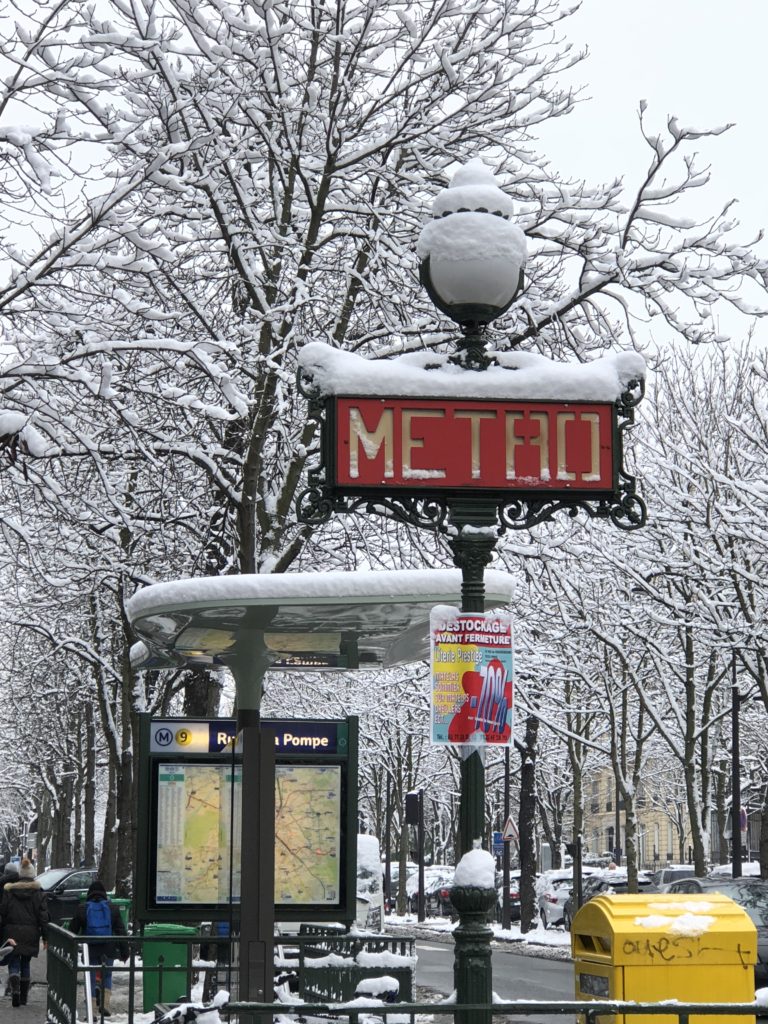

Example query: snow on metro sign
[295,342,647,531]
[334,396,616,494]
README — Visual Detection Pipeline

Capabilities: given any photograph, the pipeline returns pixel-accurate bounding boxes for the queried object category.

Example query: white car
[538,877,573,928]
[536,866,601,928]
[650,864,695,888]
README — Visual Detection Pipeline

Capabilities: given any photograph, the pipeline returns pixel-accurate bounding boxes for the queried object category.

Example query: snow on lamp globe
[417,158,527,368]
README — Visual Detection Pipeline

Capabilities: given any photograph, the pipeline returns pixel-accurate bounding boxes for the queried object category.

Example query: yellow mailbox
[571,892,757,1024]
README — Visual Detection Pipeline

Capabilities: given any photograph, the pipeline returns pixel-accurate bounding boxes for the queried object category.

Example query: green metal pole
[447,501,499,1024]
[231,633,274,1024]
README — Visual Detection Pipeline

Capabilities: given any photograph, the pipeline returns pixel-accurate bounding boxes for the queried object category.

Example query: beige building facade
[584,769,692,869]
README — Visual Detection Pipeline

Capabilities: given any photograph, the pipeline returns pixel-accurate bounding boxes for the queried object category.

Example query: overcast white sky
[532,0,768,342]
[539,0,766,229]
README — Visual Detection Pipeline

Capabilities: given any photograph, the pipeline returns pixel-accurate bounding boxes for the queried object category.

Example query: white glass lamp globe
[417,159,526,324]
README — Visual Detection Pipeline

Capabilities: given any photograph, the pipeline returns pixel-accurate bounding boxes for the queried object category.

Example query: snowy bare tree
[1,0,767,883]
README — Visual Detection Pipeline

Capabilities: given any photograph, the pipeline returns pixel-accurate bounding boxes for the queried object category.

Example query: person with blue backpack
[70,880,129,1018]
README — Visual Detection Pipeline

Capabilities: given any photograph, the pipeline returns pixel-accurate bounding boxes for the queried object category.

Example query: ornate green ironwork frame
[296,370,647,534]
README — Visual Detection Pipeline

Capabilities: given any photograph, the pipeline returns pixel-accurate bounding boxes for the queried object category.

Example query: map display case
[135,715,358,923]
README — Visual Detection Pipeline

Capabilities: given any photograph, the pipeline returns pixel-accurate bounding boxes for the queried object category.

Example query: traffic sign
[502,816,518,842]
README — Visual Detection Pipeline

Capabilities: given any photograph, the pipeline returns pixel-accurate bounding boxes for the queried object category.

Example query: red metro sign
[297,384,646,532]
[332,397,617,496]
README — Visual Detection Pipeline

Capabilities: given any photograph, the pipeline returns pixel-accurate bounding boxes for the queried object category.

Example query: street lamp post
[418,160,526,1024]
[296,157,646,1024]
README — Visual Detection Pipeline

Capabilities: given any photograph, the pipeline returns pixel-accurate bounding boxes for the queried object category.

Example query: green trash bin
[142,923,197,1012]
[110,898,131,932]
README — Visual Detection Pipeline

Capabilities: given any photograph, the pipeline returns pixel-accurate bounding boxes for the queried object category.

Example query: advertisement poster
[430,608,514,746]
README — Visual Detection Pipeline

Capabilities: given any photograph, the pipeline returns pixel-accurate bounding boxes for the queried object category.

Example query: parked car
[562,869,657,929]
[536,867,600,929]
[538,877,573,928]
[406,866,453,915]
[36,866,99,927]
[708,861,762,878]
[383,862,417,913]
[665,876,768,987]
[650,864,696,888]
[425,870,456,917]
[496,869,523,923]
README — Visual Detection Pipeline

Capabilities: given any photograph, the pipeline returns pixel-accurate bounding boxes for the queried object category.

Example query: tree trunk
[113,643,135,897]
[711,759,726,863]
[518,716,539,933]
[84,704,96,866]
[74,732,84,866]
[760,782,768,880]
[99,754,118,889]
[182,665,223,718]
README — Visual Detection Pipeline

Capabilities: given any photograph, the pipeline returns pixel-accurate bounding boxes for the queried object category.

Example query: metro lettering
[337,398,613,491]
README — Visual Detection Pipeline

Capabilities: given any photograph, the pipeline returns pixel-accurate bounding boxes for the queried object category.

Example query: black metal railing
[47,924,222,1024]
[47,923,765,1024]
[221,999,763,1024]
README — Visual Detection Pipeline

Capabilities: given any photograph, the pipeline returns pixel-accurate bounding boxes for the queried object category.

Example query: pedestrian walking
[70,880,129,1018]
[0,857,48,1007]
[0,861,19,888]
[0,861,20,996]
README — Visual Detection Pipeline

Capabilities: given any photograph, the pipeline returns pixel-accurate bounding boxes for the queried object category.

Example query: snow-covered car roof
[709,861,762,877]
[405,866,454,895]
[535,865,601,894]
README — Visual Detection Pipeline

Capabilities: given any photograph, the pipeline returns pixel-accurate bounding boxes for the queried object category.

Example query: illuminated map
[156,764,241,904]
[155,763,341,906]
[275,765,341,904]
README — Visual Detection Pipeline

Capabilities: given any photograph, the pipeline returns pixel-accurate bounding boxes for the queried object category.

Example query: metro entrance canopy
[127,567,515,672]
[126,567,514,1012]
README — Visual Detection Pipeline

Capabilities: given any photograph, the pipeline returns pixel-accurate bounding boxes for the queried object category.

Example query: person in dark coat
[0,857,48,1007]
[0,860,19,996]
[0,860,19,889]
[70,880,129,1018]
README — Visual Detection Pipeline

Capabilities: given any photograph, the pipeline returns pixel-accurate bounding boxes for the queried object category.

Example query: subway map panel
[154,763,341,906]
[275,764,341,905]
[156,764,241,904]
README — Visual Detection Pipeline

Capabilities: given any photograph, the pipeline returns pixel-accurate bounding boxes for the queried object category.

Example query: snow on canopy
[126,567,516,620]
[299,342,646,403]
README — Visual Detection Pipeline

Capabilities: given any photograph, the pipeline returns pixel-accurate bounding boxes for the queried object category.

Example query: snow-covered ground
[386,913,572,952]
